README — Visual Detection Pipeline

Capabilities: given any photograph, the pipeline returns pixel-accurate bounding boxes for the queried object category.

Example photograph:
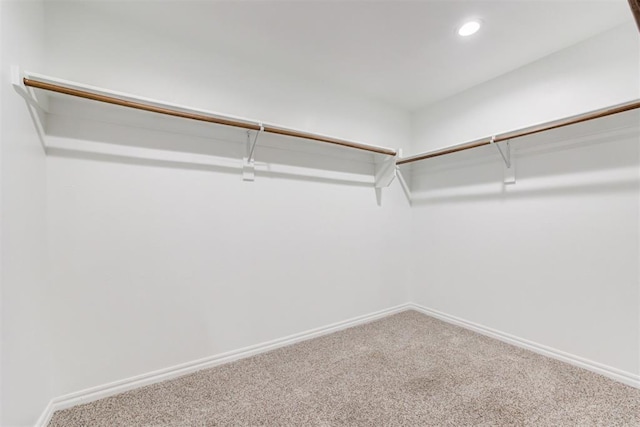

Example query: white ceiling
[54,0,633,111]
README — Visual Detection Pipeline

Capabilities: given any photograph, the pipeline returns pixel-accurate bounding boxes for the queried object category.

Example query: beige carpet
[49,310,640,426]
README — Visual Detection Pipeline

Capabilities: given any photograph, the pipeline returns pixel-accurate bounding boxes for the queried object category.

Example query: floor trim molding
[34,401,54,427]
[34,303,411,427]
[36,302,640,426]
[409,303,640,389]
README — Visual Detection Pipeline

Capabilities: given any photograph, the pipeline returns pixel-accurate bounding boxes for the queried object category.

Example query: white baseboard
[34,401,54,427]
[34,303,411,427]
[36,302,640,426]
[409,303,640,389]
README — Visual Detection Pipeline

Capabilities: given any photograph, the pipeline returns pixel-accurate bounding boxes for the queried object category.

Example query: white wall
[412,23,640,153]
[46,148,411,397]
[43,2,410,152]
[5,3,638,423]
[0,1,51,426]
[42,1,413,400]
[409,22,640,379]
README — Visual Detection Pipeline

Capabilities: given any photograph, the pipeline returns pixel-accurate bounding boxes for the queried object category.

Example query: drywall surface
[45,140,411,397]
[0,1,51,426]
[37,0,640,415]
[43,2,411,153]
[410,119,640,377]
[411,23,640,153]
[43,2,412,399]
[409,22,640,378]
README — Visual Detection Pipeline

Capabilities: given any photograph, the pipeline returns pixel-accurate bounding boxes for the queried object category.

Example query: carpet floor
[49,310,640,426]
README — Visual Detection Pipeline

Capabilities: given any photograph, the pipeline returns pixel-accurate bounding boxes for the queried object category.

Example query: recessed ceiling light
[458,20,481,37]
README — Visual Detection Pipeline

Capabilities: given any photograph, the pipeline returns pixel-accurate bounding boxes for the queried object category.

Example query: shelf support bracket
[12,66,39,106]
[11,66,47,152]
[491,136,515,184]
[395,149,412,205]
[374,153,397,189]
[243,124,263,182]
[374,151,399,206]
[11,65,25,92]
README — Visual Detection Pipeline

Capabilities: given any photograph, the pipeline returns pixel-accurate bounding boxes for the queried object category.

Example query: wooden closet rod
[23,78,397,157]
[629,0,640,32]
[397,100,640,166]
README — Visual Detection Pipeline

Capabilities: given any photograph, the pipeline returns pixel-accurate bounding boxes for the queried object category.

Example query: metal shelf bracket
[242,124,263,181]
[491,136,516,184]
[12,66,39,107]
[12,66,47,151]
[374,152,397,188]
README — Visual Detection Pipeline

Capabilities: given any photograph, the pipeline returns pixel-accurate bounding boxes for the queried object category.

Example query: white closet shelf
[398,99,640,166]
[15,70,639,188]
[16,70,398,157]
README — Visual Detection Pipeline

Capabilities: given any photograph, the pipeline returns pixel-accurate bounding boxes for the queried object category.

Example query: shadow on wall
[45,147,376,189]
[14,82,48,151]
[407,110,640,206]
[40,95,388,189]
